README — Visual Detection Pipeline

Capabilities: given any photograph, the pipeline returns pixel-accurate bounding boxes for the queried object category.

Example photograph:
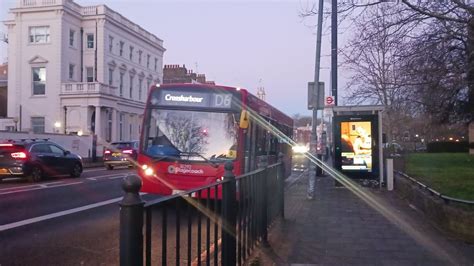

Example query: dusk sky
[0,0,346,116]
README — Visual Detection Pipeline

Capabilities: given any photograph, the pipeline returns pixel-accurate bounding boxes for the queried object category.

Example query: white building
[3,0,165,145]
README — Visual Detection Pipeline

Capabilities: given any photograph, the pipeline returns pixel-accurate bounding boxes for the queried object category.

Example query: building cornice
[6,1,166,53]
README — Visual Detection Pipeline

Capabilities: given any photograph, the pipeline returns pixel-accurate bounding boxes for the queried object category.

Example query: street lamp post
[308,0,324,199]
[12,117,18,132]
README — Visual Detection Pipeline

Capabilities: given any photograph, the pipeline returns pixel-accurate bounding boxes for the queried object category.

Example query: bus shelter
[332,105,385,186]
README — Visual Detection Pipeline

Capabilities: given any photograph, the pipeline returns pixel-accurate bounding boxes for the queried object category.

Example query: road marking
[84,173,126,180]
[0,193,147,232]
[108,176,125,180]
[0,182,83,196]
[0,197,121,232]
[0,174,126,195]
[82,168,104,173]
[0,181,64,192]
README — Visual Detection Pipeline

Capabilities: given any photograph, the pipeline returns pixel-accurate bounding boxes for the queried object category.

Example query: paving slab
[249,173,474,265]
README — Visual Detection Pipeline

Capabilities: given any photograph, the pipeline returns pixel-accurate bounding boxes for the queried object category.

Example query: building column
[111,108,118,142]
[95,106,102,139]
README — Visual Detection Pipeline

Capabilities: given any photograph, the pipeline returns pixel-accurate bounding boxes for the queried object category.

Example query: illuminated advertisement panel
[334,114,379,179]
[340,121,372,171]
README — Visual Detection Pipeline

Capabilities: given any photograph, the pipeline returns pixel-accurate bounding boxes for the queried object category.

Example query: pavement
[249,171,474,266]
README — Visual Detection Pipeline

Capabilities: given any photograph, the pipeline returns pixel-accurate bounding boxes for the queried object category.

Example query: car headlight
[292,145,309,154]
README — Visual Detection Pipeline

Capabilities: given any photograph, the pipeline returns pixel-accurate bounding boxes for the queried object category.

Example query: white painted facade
[4,0,165,147]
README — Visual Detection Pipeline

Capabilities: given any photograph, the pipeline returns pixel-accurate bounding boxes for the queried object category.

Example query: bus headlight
[142,164,154,176]
[145,168,154,176]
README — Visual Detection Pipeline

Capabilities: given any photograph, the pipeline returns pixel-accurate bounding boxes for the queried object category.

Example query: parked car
[103,141,139,170]
[0,139,83,182]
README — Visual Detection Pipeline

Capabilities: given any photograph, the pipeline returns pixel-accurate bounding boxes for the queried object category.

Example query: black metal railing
[395,171,474,206]
[119,154,286,266]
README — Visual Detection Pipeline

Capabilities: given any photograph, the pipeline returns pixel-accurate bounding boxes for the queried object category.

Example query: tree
[302,1,473,147]
[163,115,209,154]
[292,113,313,127]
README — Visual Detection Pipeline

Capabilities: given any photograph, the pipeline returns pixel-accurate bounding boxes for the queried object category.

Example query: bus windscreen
[142,109,238,161]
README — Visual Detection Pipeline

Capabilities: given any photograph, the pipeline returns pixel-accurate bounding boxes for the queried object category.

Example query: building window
[86,34,94,49]
[119,113,123,141]
[32,67,46,95]
[68,64,75,80]
[154,58,158,71]
[138,50,142,64]
[145,79,151,95]
[146,54,150,68]
[119,72,124,97]
[86,67,94,82]
[138,78,143,101]
[129,46,134,61]
[108,68,114,86]
[109,36,114,53]
[119,41,124,56]
[129,75,134,99]
[69,29,75,47]
[29,26,50,44]
[31,117,45,133]
[129,124,132,140]
[106,110,112,142]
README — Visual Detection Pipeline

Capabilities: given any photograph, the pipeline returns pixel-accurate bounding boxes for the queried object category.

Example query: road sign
[325,96,334,106]
[308,82,325,110]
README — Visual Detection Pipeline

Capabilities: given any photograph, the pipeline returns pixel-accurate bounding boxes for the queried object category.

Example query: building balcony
[61,82,117,97]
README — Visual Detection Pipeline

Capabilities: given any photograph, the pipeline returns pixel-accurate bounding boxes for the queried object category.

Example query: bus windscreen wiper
[179,152,219,168]
[151,155,180,162]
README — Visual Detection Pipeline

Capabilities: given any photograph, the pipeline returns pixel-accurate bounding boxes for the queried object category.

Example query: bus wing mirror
[239,110,249,129]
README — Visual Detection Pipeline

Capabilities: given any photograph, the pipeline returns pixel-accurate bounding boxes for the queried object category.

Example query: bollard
[387,158,394,191]
[278,153,285,219]
[221,161,236,266]
[258,156,269,246]
[120,175,144,266]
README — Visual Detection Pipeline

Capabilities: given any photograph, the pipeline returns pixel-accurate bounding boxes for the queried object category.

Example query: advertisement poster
[340,121,372,172]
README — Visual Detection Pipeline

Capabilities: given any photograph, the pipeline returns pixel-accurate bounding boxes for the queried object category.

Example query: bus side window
[244,123,252,173]
[249,122,258,171]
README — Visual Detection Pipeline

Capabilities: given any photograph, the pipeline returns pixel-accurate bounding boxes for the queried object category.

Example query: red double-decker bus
[138,83,293,195]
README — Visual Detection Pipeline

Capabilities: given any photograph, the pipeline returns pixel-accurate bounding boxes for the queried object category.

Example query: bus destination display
[151,89,234,109]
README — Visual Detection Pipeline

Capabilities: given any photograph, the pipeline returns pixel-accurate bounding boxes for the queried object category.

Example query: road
[0,167,160,265]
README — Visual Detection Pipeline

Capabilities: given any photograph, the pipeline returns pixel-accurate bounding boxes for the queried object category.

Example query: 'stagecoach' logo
[167,165,176,174]
[167,164,205,175]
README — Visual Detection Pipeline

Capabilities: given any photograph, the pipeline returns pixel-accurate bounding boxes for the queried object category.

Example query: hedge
[427,141,469,153]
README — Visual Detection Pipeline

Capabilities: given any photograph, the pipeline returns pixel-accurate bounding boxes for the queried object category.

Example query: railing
[119,155,285,266]
[395,171,474,206]
[61,82,117,96]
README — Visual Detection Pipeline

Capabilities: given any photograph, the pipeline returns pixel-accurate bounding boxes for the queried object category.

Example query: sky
[0,0,343,117]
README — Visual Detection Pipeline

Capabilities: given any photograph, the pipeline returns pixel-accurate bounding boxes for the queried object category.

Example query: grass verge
[405,153,474,201]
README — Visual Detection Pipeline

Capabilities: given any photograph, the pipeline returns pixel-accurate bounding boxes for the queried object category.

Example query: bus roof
[152,83,293,128]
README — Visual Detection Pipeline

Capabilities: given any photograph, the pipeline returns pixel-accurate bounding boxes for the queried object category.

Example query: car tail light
[11,151,27,159]
[123,149,133,154]
[104,150,111,154]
